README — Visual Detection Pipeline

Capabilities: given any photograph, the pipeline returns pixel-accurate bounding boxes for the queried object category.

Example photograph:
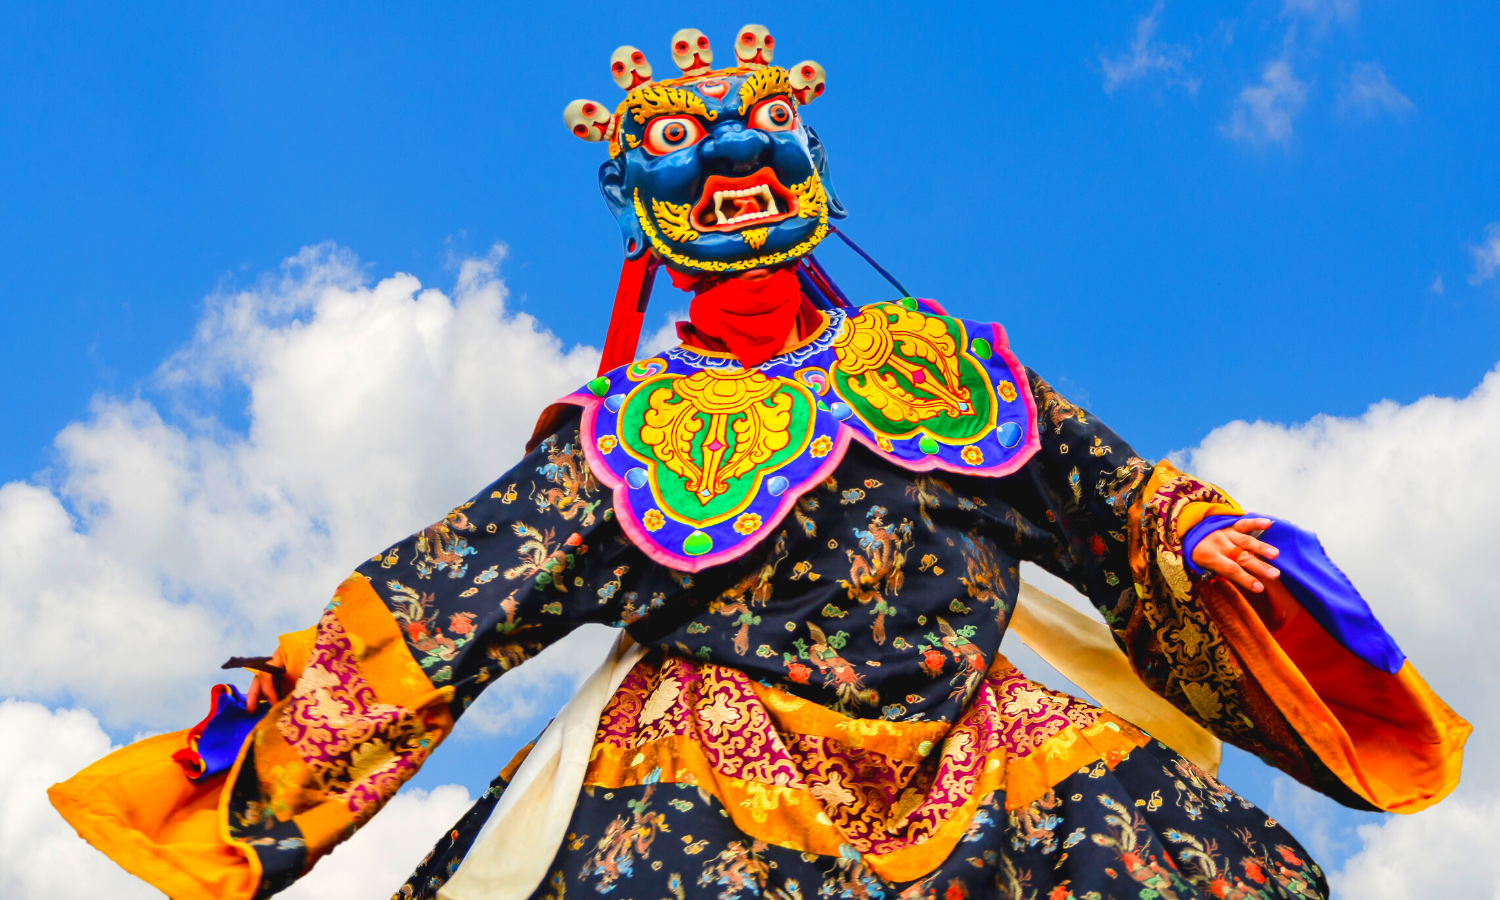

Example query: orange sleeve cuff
[276,626,318,682]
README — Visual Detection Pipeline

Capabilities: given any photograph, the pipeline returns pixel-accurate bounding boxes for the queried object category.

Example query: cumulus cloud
[0,243,629,896]
[1469,222,1500,286]
[1339,61,1414,115]
[0,243,604,727]
[0,701,160,900]
[1224,58,1308,144]
[283,783,475,900]
[1099,1,1197,95]
[1180,362,1500,894]
[1283,0,1359,25]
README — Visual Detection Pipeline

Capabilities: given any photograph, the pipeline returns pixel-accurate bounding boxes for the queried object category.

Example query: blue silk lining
[1182,515,1406,675]
[193,685,266,782]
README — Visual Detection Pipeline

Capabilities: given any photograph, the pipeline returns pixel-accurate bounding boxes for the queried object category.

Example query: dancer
[53,25,1467,900]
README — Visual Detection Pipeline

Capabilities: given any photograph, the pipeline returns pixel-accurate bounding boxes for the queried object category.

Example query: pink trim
[992,320,1043,469]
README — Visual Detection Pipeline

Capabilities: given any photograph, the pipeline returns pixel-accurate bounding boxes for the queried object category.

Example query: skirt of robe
[394,650,1327,900]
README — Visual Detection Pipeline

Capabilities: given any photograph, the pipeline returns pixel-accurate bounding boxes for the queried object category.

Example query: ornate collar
[561,300,1040,571]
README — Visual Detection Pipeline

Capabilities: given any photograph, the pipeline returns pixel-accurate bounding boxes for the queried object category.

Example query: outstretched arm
[50,404,653,900]
[1015,369,1466,815]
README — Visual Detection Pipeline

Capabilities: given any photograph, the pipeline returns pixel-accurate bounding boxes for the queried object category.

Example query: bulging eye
[643,116,707,155]
[749,97,796,132]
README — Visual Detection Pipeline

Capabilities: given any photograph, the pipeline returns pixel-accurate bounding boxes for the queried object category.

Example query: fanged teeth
[712,185,779,225]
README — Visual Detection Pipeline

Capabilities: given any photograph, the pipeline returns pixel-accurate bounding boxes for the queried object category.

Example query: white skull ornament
[563,99,611,142]
[734,24,774,68]
[609,45,653,90]
[789,60,826,105]
[670,28,713,76]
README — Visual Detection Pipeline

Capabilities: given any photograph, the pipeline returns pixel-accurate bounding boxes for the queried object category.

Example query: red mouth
[689,168,799,232]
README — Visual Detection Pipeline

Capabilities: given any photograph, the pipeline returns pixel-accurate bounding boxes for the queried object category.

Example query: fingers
[1231,517,1273,534]
[244,670,279,712]
[1207,554,1265,593]
[1232,547,1281,584]
[1226,528,1279,562]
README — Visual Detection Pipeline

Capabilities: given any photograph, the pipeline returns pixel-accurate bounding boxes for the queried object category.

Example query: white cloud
[1330,793,1500,899]
[1224,58,1308,144]
[0,701,160,900]
[1283,0,1359,25]
[0,243,603,727]
[0,243,628,897]
[1179,362,1500,894]
[283,783,474,900]
[1469,222,1500,286]
[1430,275,1445,295]
[1099,1,1197,95]
[1340,61,1414,115]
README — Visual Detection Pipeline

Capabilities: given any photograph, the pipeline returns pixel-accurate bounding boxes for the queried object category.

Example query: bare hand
[243,646,286,712]
[1190,517,1281,593]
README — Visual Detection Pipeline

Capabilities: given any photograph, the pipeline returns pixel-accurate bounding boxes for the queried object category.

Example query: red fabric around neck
[677,267,805,368]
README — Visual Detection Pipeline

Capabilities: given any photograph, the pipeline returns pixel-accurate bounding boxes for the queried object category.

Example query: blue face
[599,68,846,273]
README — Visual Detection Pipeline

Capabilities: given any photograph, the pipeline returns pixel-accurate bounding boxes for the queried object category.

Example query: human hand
[1189,518,1281,593]
[243,646,286,712]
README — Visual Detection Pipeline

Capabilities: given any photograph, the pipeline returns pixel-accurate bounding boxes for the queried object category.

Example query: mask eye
[749,97,795,132]
[643,116,706,155]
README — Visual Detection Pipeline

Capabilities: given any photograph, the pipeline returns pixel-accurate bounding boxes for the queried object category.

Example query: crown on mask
[563,24,827,146]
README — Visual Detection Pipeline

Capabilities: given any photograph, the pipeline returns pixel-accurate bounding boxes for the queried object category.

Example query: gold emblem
[832,306,974,423]
[638,369,796,506]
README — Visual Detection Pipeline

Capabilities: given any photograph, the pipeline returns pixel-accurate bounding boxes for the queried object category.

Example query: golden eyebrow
[624,86,717,125]
[737,66,794,114]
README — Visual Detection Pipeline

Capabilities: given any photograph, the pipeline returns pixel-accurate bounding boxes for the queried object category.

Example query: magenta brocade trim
[591,654,1103,855]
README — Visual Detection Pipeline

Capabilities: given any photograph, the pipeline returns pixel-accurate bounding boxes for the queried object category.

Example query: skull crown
[563,24,827,144]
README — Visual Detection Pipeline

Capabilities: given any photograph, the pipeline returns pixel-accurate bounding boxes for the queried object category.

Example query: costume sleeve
[48,405,651,900]
[1016,370,1468,815]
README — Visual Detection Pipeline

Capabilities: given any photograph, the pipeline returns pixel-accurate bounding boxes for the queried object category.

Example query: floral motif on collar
[562,300,1040,571]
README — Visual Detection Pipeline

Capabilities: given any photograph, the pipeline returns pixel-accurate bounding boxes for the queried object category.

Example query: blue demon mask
[564,30,846,274]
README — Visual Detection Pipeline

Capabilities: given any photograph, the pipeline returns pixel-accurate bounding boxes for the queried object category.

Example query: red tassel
[598,254,658,375]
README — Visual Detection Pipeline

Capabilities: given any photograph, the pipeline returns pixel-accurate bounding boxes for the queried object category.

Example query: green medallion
[618,369,815,528]
[829,304,996,443]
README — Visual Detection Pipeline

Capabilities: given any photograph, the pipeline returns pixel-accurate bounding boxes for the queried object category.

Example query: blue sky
[1,2,1497,895]
[4,1,1497,475]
